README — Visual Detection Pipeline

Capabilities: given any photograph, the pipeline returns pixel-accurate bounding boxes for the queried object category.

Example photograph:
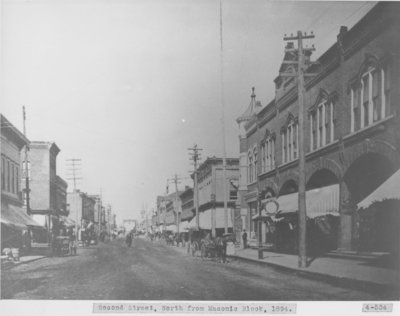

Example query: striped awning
[277,184,340,218]
[357,169,400,209]
[60,216,76,227]
[1,203,44,229]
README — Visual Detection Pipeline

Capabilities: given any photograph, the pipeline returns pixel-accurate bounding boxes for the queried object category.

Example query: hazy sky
[1,0,376,223]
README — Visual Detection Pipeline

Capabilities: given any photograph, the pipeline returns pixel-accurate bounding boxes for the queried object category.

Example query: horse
[166,234,175,246]
[200,234,235,263]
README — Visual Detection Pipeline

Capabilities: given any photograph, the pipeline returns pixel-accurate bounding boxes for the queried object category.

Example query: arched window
[261,131,276,172]
[247,150,253,184]
[253,146,258,181]
[281,114,298,163]
[309,89,336,151]
[350,55,391,133]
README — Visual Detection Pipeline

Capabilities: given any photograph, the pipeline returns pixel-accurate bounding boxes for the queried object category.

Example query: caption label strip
[93,303,296,314]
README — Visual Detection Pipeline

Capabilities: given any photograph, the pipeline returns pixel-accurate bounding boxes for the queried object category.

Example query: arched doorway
[306,169,340,254]
[344,153,398,255]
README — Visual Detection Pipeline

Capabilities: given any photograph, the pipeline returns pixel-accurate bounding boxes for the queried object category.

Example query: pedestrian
[242,229,248,249]
[126,232,132,247]
[69,228,77,255]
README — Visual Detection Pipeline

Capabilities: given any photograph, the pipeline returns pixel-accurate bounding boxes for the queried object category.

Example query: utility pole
[219,0,228,234]
[22,106,31,215]
[283,31,315,268]
[188,144,202,230]
[66,158,82,191]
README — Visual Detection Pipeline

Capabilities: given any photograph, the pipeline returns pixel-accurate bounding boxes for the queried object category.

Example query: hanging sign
[264,198,279,215]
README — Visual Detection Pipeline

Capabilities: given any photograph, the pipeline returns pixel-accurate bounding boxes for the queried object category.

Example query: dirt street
[1,237,396,300]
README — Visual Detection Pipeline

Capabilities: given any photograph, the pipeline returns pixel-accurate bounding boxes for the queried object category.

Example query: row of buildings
[151,3,400,257]
[1,114,117,252]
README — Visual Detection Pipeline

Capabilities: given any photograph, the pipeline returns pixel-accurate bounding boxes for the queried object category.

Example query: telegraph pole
[22,106,31,215]
[66,158,82,191]
[188,144,202,229]
[66,158,82,244]
[283,31,315,268]
[219,0,229,234]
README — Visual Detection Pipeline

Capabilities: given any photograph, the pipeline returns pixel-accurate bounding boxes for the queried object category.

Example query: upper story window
[247,151,253,184]
[247,146,257,184]
[350,57,391,133]
[261,131,276,173]
[1,157,5,191]
[310,100,335,151]
[7,160,10,192]
[22,161,31,180]
[2,157,19,195]
[281,114,298,164]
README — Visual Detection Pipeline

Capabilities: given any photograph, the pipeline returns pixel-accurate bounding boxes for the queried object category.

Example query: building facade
[89,194,103,235]
[21,141,68,242]
[189,157,239,238]
[1,115,41,250]
[179,186,194,232]
[237,2,400,254]
[67,190,96,240]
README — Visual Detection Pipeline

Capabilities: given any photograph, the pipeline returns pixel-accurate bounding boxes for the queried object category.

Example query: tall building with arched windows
[237,2,400,256]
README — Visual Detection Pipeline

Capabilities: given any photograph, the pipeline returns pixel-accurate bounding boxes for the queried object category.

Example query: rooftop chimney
[337,26,348,40]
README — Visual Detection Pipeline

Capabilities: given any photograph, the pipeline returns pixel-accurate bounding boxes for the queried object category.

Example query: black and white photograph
[1,0,399,314]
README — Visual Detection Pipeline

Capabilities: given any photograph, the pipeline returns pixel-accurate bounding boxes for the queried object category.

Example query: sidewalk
[1,244,51,270]
[232,247,400,289]
[170,243,399,290]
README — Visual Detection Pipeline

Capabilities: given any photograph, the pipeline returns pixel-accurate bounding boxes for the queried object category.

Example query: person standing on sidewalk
[68,228,77,255]
[242,229,248,249]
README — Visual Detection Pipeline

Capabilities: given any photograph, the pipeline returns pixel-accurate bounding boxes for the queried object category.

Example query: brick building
[237,2,400,254]
[1,115,42,250]
[21,141,68,242]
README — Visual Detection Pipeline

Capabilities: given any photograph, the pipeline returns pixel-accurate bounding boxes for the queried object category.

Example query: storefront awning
[60,216,76,228]
[277,184,340,218]
[357,169,400,209]
[1,203,44,229]
[252,210,284,222]
[165,224,177,233]
[178,220,190,232]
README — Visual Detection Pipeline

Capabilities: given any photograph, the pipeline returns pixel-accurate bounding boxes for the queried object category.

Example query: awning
[59,216,76,228]
[165,224,177,233]
[252,210,284,223]
[1,203,44,229]
[181,208,194,221]
[179,220,190,232]
[277,184,340,219]
[187,208,233,230]
[357,169,400,209]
